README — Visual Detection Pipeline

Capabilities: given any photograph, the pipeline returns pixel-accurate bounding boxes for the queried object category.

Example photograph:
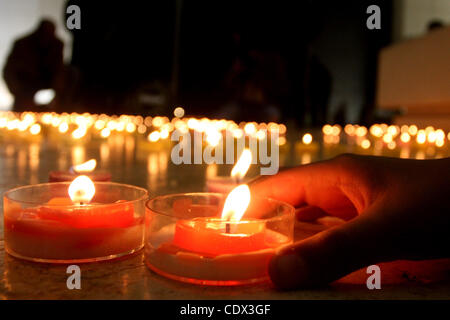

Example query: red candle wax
[172,217,268,256]
[3,197,142,261]
[36,197,135,228]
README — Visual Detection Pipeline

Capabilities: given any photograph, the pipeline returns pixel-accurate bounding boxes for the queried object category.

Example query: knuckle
[331,153,381,193]
[332,153,361,171]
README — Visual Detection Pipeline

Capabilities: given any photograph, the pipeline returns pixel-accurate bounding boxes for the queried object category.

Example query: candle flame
[302,133,313,145]
[72,159,97,173]
[221,184,251,222]
[69,175,96,204]
[72,126,87,139]
[231,149,252,180]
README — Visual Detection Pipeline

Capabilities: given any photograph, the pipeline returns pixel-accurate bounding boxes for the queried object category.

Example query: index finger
[249,157,364,218]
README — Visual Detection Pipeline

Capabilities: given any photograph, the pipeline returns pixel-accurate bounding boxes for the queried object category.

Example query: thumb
[269,213,387,289]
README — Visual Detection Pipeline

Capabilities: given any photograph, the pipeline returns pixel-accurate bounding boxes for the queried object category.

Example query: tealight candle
[3,176,148,263]
[205,149,252,193]
[49,159,112,182]
[144,185,294,286]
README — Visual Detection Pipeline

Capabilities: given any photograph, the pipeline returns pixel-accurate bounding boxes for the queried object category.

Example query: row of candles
[295,123,449,162]
[0,109,288,147]
[1,111,448,157]
[318,123,450,149]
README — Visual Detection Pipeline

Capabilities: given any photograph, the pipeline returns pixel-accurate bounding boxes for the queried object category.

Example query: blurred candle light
[72,126,87,139]
[244,123,257,136]
[34,89,55,105]
[137,124,147,134]
[435,129,445,142]
[94,120,105,130]
[59,122,69,133]
[344,124,355,136]
[144,116,152,127]
[148,131,161,142]
[361,139,371,149]
[400,125,409,133]
[232,128,244,139]
[18,121,28,132]
[29,123,41,135]
[408,125,418,136]
[425,126,434,135]
[173,107,185,118]
[436,139,445,148]
[206,130,222,147]
[387,125,399,137]
[277,136,286,146]
[152,117,164,128]
[160,129,170,140]
[427,130,437,143]
[387,141,396,150]
[302,133,313,145]
[416,130,426,144]
[322,124,333,135]
[330,125,341,136]
[382,133,393,144]
[100,128,111,138]
[72,159,96,173]
[256,130,266,141]
[400,132,411,143]
[355,126,367,137]
[126,123,136,133]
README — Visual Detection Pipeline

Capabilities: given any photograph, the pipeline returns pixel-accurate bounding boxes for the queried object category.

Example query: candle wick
[225,222,231,234]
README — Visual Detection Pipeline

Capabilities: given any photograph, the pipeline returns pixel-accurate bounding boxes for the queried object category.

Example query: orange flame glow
[72,159,97,173]
[231,149,252,180]
[221,184,251,222]
[68,175,96,204]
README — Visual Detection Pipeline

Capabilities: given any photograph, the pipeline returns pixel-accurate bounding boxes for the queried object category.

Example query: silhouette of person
[3,20,64,111]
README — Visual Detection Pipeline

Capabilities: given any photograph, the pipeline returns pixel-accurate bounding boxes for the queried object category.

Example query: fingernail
[269,253,309,289]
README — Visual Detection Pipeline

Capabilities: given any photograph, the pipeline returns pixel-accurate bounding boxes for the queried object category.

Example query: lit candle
[205,148,252,193]
[3,176,147,263]
[49,159,112,182]
[145,185,294,285]
[172,185,267,255]
[295,132,319,164]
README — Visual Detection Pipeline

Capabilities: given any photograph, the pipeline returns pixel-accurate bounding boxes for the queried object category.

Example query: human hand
[250,154,450,289]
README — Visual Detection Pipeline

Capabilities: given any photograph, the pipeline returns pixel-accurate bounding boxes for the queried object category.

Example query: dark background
[5,0,394,127]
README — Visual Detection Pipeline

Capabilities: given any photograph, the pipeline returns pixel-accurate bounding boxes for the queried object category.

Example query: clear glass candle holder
[144,193,294,286]
[3,182,148,263]
[48,170,112,182]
